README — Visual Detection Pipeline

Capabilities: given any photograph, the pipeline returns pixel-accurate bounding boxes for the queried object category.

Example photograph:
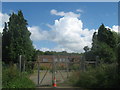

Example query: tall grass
[68,63,119,88]
[2,64,35,88]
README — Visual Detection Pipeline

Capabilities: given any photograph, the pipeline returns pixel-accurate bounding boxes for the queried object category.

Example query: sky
[0,2,118,53]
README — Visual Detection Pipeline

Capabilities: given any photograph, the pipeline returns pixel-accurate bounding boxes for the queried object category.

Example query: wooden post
[83,55,86,71]
[66,57,69,78]
[23,60,25,72]
[79,56,81,70]
[53,57,55,79]
[38,62,40,86]
[37,56,40,86]
[52,61,53,85]
[52,57,55,85]
[81,55,85,72]
[83,55,85,72]
[95,56,99,66]
[19,55,22,72]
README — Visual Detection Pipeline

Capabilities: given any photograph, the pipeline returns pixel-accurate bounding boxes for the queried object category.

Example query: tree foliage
[91,24,118,64]
[97,24,117,48]
[2,10,34,63]
[72,24,120,88]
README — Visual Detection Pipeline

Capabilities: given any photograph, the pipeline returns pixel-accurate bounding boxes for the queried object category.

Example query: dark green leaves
[2,10,34,63]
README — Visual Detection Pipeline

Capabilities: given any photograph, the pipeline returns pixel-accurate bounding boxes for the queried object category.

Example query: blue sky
[2,2,118,53]
[2,2,118,29]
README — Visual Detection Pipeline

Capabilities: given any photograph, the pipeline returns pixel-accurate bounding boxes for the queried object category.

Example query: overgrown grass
[2,64,35,88]
[68,63,119,88]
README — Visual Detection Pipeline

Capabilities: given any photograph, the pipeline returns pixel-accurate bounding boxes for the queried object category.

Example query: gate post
[53,56,55,84]
[81,55,85,72]
[23,60,25,72]
[66,57,69,78]
[37,56,40,86]
[19,55,22,72]
[95,56,99,66]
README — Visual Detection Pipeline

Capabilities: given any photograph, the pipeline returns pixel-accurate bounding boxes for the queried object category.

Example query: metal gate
[36,55,81,87]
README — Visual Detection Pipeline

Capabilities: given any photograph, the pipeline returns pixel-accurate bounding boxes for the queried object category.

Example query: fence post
[83,54,86,72]
[81,55,85,72]
[52,60,53,85]
[23,56,26,72]
[52,56,55,85]
[19,55,22,72]
[66,57,69,78]
[53,57,55,80]
[23,60,25,72]
[79,56,81,70]
[95,56,99,66]
[37,56,40,86]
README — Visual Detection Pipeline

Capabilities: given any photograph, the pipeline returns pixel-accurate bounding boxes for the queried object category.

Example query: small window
[59,58,62,62]
[43,58,48,62]
[62,58,65,62]
[54,58,58,62]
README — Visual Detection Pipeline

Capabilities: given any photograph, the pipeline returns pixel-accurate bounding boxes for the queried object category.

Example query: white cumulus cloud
[29,9,96,53]
[112,25,119,33]
[76,9,83,13]
[49,14,96,52]
[50,9,80,18]
[28,26,49,41]
[106,25,119,33]
[0,12,10,33]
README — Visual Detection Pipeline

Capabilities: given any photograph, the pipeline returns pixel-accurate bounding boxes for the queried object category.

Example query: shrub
[2,64,35,88]
[70,64,80,71]
[69,63,119,88]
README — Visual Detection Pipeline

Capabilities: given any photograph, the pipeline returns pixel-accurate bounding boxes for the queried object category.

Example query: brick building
[36,55,81,69]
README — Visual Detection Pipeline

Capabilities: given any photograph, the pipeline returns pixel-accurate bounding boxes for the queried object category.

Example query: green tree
[94,42,116,63]
[91,32,97,51]
[2,10,34,63]
[117,33,120,79]
[97,24,117,49]
[2,22,10,63]
[91,24,117,63]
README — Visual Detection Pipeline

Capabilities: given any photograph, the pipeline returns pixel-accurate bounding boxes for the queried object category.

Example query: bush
[7,76,35,88]
[69,64,119,88]
[25,61,34,74]
[67,71,80,86]
[70,64,80,71]
[2,64,35,88]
